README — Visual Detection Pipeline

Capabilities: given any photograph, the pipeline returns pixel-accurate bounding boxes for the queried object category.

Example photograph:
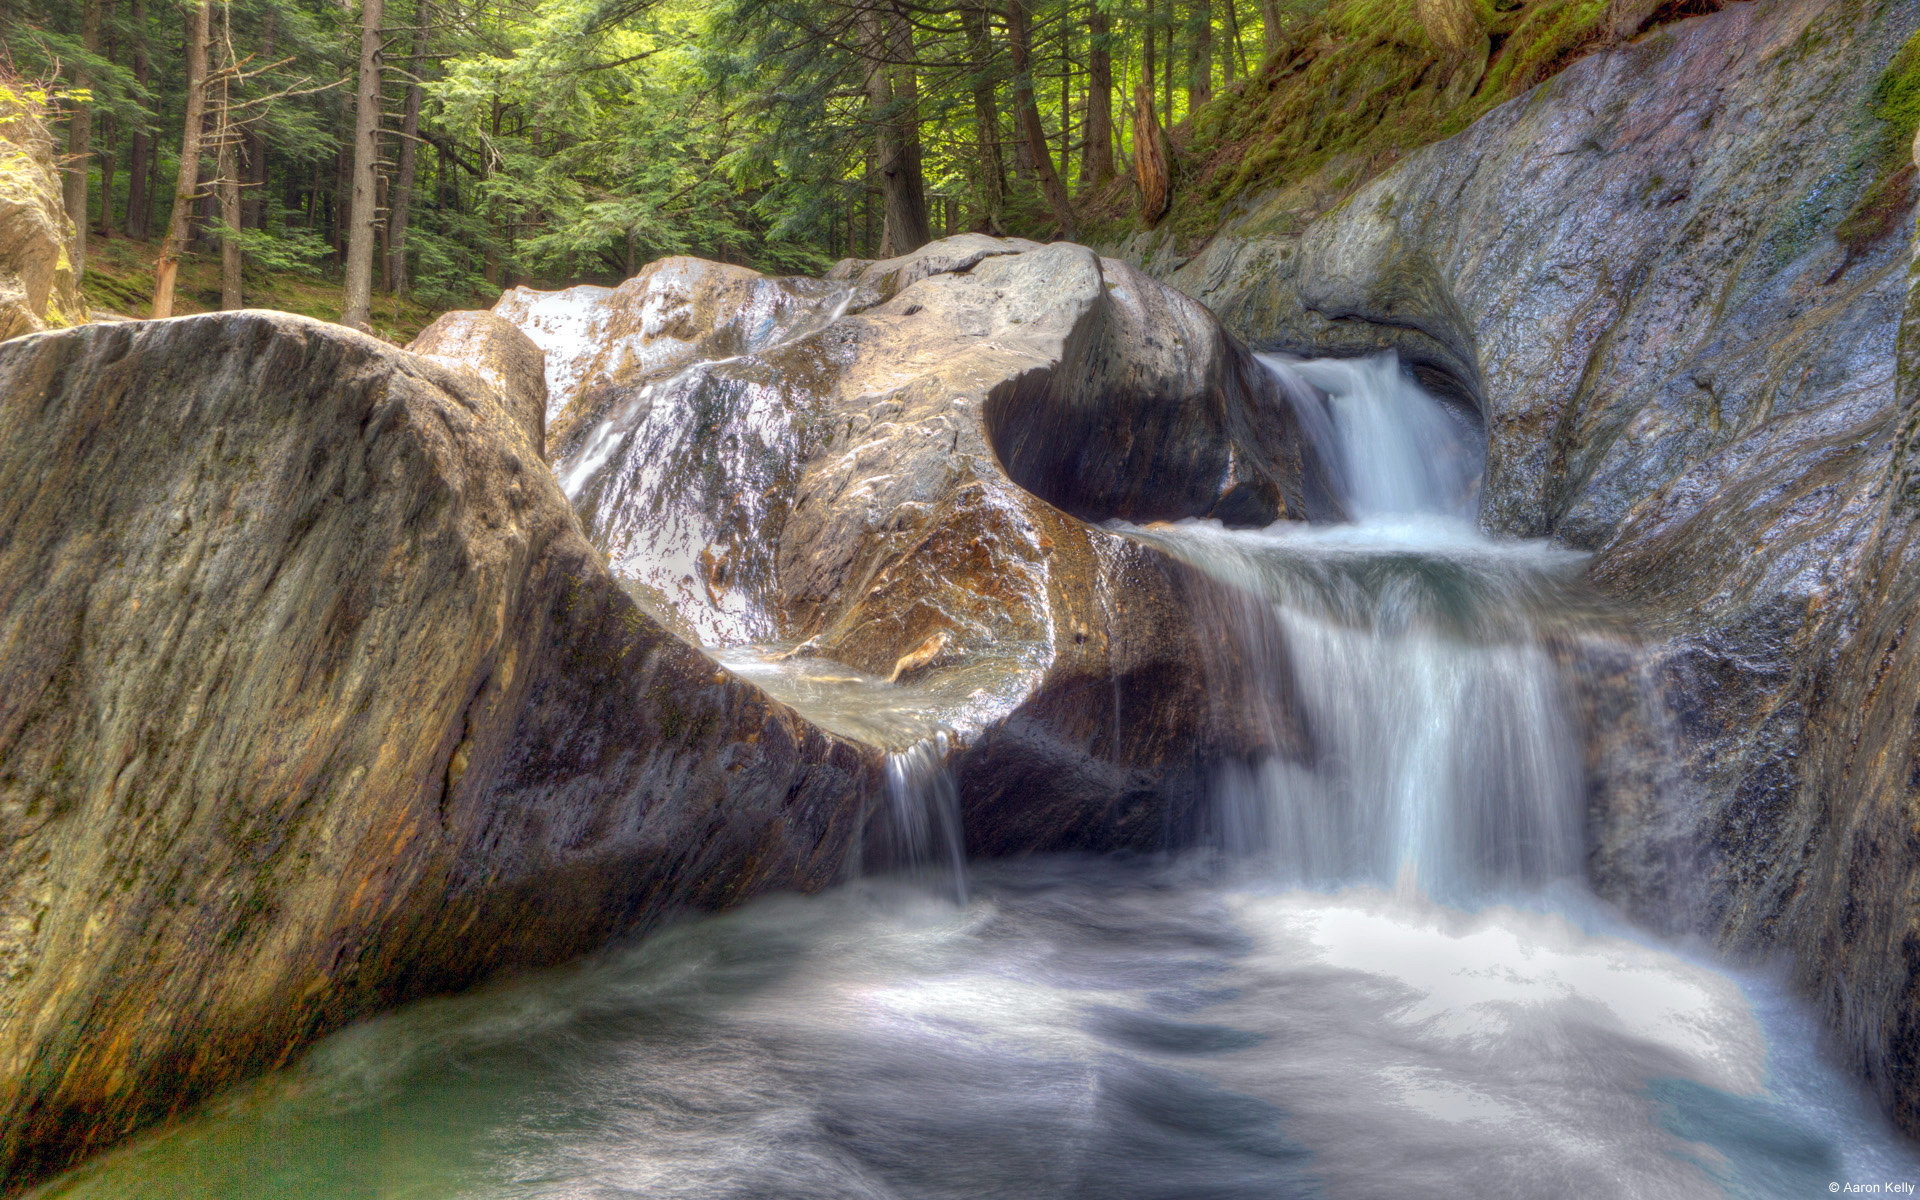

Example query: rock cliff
[1126,0,1920,1134]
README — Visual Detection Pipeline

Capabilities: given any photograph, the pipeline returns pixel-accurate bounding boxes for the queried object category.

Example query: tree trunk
[1132,80,1170,224]
[217,114,242,309]
[961,1,1005,233]
[193,184,217,251]
[213,0,240,309]
[1057,10,1070,184]
[1083,5,1115,191]
[331,146,349,261]
[1187,0,1212,113]
[63,0,105,279]
[341,0,384,331]
[376,171,391,289]
[240,128,266,228]
[126,0,151,237]
[1261,0,1282,59]
[861,0,931,257]
[386,0,429,296]
[1143,0,1158,110]
[152,0,209,318]
[1007,0,1076,236]
[95,111,115,237]
[1223,0,1244,81]
[1162,14,1174,126]
[241,7,275,231]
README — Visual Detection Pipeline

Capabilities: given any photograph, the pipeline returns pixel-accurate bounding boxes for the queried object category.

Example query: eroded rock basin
[29,858,1920,1200]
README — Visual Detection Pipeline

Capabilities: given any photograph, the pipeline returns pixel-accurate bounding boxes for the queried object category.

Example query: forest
[4,0,1678,330]
[7,0,1920,1193]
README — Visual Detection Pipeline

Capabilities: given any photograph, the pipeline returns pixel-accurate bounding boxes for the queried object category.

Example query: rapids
[30,353,1920,1198]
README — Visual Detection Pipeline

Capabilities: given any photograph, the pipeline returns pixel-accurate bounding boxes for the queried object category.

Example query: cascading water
[40,356,1920,1200]
[1263,351,1483,522]
[871,734,969,904]
[1127,351,1586,902]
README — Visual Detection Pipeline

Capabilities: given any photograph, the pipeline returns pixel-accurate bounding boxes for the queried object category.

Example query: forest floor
[80,235,448,344]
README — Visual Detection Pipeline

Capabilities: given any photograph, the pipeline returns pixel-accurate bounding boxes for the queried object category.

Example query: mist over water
[34,354,1920,1198]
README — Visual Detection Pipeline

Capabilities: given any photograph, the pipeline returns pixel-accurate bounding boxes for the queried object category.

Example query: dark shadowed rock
[1123,0,1920,1133]
[0,311,881,1189]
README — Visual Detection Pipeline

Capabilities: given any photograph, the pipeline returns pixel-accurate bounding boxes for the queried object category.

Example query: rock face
[406,308,549,449]
[0,92,83,341]
[0,311,880,1188]
[1125,0,1920,1133]
[492,235,1320,856]
[496,256,851,439]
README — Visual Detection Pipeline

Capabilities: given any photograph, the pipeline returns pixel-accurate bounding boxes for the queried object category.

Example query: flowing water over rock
[1124,353,1585,901]
[513,265,857,647]
[34,354,1920,1198]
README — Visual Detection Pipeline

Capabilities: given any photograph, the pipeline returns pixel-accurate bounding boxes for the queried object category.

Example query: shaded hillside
[79,236,451,344]
[1090,0,1727,247]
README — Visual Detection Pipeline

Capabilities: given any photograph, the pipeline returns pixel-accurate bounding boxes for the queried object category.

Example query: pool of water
[33,857,1918,1200]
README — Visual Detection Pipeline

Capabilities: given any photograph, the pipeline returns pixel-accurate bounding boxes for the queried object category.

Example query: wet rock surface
[1124,0,1920,1134]
[496,256,852,441]
[493,235,1319,857]
[0,312,880,1188]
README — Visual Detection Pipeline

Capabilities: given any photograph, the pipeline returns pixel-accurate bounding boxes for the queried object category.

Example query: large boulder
[0,311,879,1188]
[491,235,1322,856]
[0,90,83,341]
[1124,0,1920,1132]
[496,256,852,440]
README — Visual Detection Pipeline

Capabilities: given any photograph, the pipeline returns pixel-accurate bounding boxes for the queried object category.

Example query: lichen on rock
[0,83,84,341]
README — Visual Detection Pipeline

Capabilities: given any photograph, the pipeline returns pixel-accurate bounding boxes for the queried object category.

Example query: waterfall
[1260,350,1482,521]
[872,734,969,904]
[1127,352,1587,901]
[51,355,1920,1200]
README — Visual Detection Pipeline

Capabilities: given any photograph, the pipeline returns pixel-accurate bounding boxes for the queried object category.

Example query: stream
[32,352,1920,1199]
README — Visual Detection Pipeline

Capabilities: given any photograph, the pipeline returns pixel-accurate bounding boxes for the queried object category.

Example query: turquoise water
[32,859,1919,1200]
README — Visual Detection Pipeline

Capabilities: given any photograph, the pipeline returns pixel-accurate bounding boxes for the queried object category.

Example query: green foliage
[12,0,1728,325]
[210,222,331,274]
[1176,0,1627,242]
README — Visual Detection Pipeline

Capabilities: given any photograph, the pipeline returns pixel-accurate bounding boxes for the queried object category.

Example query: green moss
[1158,0,1646,247]
[80,236,446,342]
[1835,30,1920,257]
[1874,30,1920,130]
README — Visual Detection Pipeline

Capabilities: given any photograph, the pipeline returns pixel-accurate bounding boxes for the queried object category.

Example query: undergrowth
[1088,0,1725,250]
[82,236,449,344]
